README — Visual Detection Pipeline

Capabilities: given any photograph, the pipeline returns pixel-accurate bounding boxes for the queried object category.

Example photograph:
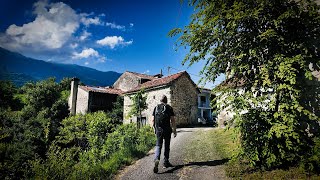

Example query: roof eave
[123,84,170,95]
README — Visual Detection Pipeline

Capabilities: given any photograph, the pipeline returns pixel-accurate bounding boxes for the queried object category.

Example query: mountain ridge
[0,47,122,86]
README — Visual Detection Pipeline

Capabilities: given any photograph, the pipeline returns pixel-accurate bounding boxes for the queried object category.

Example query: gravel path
[116,127,228,180]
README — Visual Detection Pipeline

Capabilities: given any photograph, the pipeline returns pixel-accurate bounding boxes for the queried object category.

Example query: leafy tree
[128,89,147,128]
[170,0,320,170]
[59,77,72,91]
[108,96,124,125]
[0,77,71,178]
[0,81,22,110]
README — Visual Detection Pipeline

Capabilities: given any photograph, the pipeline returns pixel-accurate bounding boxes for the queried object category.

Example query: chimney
[153,69,164,78]
[70,77,80,115]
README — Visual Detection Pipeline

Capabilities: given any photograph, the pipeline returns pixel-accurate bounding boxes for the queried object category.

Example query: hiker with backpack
[152,95,177,173]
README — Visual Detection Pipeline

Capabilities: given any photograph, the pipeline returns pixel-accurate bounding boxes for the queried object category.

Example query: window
[200,96,206,106]
[200,96,206,102]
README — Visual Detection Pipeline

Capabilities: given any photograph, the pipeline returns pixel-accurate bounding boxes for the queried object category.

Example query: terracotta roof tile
[79,85,123,95]
[126,71,156,80]
[125,71,187,93]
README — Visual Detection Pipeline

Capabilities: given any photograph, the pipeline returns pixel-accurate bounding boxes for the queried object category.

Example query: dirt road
[117,127,228,180]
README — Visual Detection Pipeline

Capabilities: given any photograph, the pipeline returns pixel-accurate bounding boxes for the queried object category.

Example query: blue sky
[0,0,225,88]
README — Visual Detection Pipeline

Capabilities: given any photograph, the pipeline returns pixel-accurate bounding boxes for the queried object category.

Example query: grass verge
[185,128,320,179]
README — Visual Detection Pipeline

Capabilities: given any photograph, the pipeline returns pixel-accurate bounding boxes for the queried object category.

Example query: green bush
[32,118,156,179]
[301,137,320,172]
[57,111,118,149]
[30,145,79,180]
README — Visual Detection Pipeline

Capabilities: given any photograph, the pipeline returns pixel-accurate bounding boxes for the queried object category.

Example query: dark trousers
[154,128,171,163]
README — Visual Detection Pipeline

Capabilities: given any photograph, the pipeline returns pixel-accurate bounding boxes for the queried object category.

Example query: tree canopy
[170,0,320,171]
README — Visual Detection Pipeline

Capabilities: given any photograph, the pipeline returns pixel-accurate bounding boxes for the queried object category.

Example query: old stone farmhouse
[69,71,214,126]
[122,71,200,126]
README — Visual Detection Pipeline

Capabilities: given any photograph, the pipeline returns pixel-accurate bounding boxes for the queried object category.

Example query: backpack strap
[156,104,166,114]
[161,104,166,113]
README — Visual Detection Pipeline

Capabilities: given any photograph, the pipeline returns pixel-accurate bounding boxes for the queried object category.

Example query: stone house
[122,71,200,126]
[69,71,212,127]
[69,78,123,115]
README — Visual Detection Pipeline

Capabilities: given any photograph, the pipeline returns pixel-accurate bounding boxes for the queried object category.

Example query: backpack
[154,104,169,130]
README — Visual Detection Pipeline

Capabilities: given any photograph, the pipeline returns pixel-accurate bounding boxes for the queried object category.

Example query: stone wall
[171,74,198,126]
[76,87,89,114]
[123,74,199,127]
[113,72,140,92]
[123,87,171,125]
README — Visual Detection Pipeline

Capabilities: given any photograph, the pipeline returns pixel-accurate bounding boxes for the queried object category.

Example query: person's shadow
[160,158,229,174]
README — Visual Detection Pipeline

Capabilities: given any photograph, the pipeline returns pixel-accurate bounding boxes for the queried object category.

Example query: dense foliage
[31,114,155,179]
[171,0,320,172]
[0,78,71,178]
[0,78,154,179]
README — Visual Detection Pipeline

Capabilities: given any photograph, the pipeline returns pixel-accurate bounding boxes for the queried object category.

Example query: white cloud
[1,0,79,50]
[143,70,150,74]
[129,23,134,27]
[79,30,91,41]
[80,16,103,26]
[0,0,131,64]
[72,48,99,59]
[85,61,89,65]
[98,56,106,63]
[105,22,125,30]
[96,36,133,49]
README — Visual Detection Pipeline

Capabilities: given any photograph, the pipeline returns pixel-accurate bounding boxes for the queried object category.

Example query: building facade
[69,71,213,127]
[197,88,214,124]
[123,71,199,126]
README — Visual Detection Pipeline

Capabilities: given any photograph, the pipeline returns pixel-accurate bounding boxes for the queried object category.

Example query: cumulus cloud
[96,36,133,49]
[79,30,91,41]
[72,48,99,59]
[1,0,79,50]
[129,23,134,27]
[105,22,125,30]
[80,16,103,26]
[0,0,132,65]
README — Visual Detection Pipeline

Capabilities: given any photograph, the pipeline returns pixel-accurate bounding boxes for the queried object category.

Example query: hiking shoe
[163,162,174,168]
[153,160,159,173]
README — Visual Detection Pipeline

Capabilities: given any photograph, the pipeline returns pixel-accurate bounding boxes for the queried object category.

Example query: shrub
[57,111,118,149]
[31,123,155,179]
[30,144,79,179]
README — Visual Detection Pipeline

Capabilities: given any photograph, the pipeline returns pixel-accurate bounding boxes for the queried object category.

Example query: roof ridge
[124,71,189,94]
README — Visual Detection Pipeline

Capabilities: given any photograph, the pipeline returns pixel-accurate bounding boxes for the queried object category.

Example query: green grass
[185,128,320,180]
[184,128,238,163]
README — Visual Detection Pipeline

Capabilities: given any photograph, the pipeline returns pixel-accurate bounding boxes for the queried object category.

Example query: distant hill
[0,47,121,87]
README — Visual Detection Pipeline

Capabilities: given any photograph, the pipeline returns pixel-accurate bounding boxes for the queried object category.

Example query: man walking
[152,95,177,173]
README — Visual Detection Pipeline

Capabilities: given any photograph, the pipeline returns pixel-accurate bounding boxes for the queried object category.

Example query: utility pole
[167,66,171,75]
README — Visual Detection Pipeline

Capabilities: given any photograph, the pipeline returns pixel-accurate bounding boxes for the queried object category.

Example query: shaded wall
[89,92,118,113]
[171,74,198,126]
